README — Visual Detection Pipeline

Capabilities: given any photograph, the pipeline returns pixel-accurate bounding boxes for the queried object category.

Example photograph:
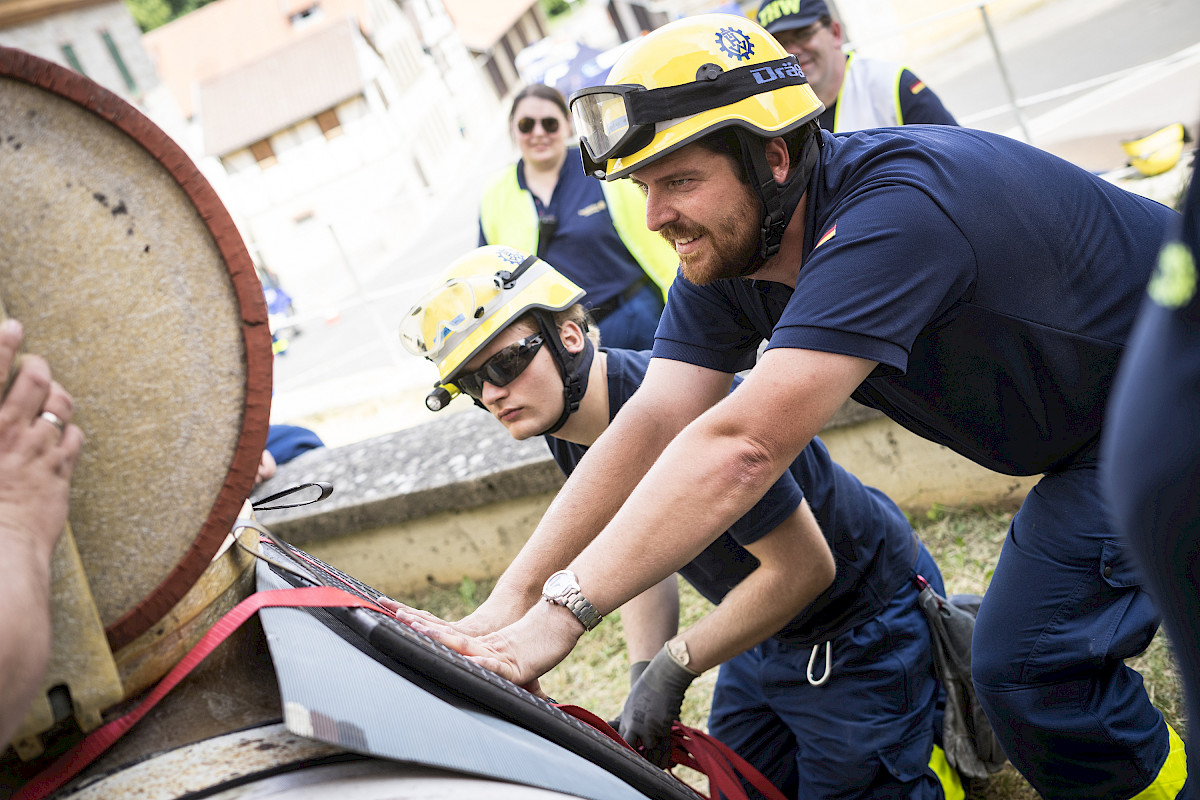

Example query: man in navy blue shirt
[420,14,1188,800]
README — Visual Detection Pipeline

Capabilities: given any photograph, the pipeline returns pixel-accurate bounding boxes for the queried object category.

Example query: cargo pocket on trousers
[876,726,935,786]
[1099,539,1143,589]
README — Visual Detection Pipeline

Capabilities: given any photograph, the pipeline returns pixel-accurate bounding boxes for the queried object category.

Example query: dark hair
[691,122,819,184]
[509,84,569,122]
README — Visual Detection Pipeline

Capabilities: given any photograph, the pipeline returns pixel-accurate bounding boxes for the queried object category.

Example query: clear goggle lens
[572,89,637,164]
[399,275,502,359]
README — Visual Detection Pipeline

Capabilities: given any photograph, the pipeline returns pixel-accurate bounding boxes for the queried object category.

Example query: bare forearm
[680,560,828,673]
[567,349,872,618]
[485,393,694,625]
[0,536,54,744]
[671,501,836,674]
[571,423,790,615]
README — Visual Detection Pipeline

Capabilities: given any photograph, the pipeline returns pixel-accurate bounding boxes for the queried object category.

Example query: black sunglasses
[517,116,561,134]
[456,335,545,399]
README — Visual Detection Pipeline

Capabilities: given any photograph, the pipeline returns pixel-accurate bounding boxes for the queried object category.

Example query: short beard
[660,188,762,285]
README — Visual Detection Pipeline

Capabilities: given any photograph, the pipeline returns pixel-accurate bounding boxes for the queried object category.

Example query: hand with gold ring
[0,318,84,745]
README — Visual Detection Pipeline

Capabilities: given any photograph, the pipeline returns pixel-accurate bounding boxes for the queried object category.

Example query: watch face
[543,570,575,598]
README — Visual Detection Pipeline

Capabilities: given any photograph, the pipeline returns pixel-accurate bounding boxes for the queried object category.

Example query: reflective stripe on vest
[479,165,538,255]
[832,52,906,132]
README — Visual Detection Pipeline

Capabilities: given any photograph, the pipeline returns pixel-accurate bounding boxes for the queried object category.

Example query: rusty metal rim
[0,46,274,651]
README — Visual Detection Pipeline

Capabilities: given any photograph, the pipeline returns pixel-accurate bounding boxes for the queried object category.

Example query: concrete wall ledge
[252,410,566,546]
[251,401,1036,598]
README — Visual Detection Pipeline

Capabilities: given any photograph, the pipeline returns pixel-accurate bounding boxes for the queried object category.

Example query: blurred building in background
[140,0,499,308]
[442,0,547,98]
[0,0,188,141]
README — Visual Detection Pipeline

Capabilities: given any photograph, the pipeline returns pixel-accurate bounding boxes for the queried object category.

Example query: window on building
[483,56,505,98]
[100,30,137,93]
[60,43,86,75]
[315,108,342,139]
[250,139,277,168]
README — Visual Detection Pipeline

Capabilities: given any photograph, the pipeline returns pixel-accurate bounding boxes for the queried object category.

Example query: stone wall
[252,402,1036,599]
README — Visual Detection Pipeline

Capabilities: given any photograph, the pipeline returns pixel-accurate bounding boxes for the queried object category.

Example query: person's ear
[828,20,844,45]
[559,320,586,354]
[765,138,791,184]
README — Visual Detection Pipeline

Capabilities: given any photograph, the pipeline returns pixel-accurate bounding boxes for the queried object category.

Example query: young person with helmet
[755,0,957,132]
[478,84,678,350]
[399,244,963,799]
[421,14,1187,800]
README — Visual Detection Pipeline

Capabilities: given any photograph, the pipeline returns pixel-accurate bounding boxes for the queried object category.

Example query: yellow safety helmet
[400,245,585,411]
[569,13,823,180]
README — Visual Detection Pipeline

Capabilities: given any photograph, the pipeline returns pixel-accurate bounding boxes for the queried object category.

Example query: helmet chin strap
[735,125,821,269]
[533,311,594,437]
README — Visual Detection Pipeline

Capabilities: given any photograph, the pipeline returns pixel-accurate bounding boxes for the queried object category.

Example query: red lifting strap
[554,704,787,800]
[18,585,786,800]
[13,586,390,800]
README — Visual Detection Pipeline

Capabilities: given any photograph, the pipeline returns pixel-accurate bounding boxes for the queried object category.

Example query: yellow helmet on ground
[569,13,823,180]
[400,245,586,413]
[1121,123,1191,178]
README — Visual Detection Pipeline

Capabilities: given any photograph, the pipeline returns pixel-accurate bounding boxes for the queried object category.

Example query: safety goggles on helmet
[399,254,540,361]
[455,334,545,400]
[570,56,809,177]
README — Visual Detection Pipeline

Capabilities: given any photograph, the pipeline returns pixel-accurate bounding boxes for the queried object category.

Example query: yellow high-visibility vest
[479,160,678,299]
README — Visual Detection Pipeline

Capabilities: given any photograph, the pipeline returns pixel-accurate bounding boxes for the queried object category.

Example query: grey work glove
[606,660,653,732]
[618,645,698,768]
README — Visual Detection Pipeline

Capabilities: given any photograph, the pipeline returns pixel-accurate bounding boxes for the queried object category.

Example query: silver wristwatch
[541,569,603,631]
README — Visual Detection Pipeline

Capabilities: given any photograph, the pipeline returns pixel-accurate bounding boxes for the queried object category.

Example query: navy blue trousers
[708,544,945,799]
[973,464,1173,798]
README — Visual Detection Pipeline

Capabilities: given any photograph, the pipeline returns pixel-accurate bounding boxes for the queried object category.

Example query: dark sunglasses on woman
[456,335,545,399]
[517,116,560,135]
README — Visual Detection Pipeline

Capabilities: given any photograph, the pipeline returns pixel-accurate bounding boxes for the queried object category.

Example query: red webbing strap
[670,722,788,800]
[552,703,637,752]
[13,586,388,800]
[552,705,786,800]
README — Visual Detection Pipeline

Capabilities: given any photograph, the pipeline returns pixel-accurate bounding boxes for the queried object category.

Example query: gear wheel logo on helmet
[569,13,823,181]
[399,245,585,411]
[716,27,754,61]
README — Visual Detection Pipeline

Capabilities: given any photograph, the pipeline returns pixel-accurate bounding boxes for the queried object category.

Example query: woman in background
[478,84,676,350]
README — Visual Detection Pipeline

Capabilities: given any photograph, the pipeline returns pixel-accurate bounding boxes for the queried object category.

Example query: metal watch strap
[560,589,603,631]
[542,570,603,631]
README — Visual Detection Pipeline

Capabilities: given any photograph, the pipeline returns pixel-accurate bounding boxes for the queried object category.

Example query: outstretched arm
[420,347,874,684]
[0,320,83,745]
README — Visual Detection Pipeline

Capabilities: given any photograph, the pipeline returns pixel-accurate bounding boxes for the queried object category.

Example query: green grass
[397,505,1186,799]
